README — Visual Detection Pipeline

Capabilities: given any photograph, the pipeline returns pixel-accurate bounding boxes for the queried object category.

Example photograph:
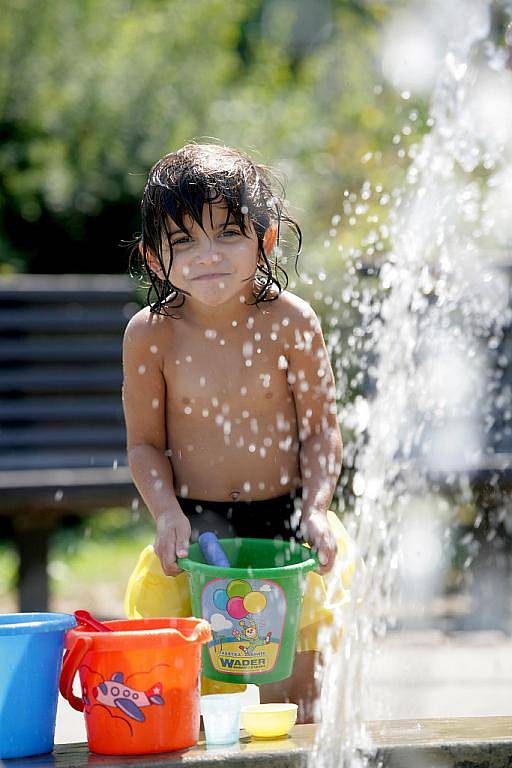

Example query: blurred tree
[0,0,248,271]
[0,0,420,275]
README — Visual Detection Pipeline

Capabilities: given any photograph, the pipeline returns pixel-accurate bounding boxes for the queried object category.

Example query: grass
[0,508,155,616]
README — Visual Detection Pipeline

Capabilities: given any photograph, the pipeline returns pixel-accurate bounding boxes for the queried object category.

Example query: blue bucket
[0,612,76,759]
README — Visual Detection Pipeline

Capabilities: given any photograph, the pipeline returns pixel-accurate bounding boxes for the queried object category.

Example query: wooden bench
[0,274,140,611]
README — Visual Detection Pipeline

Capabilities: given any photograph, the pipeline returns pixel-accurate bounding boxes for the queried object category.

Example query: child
[123,143,355,722]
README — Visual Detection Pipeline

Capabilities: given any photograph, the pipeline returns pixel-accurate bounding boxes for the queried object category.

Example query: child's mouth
[192,273,230,281]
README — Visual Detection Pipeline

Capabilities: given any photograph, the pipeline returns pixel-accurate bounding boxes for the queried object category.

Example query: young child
[123,143,355,722]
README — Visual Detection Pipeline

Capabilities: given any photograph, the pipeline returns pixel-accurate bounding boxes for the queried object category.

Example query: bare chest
[162,327,291,417]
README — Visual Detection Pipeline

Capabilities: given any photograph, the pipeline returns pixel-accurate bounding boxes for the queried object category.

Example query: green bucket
[178,538,318,684]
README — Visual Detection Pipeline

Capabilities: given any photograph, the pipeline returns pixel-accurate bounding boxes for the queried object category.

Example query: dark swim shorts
[176,492,304,543]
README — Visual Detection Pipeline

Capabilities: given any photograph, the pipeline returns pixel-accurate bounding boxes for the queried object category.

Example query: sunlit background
[2,0,512,741]
[0,0,414,615]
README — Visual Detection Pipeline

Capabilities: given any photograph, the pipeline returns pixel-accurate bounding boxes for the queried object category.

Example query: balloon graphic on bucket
[179,537,318,684]
[214,579,267,619]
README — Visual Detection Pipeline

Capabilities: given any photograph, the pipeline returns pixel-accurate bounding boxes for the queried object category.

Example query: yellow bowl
[241,703,298,738]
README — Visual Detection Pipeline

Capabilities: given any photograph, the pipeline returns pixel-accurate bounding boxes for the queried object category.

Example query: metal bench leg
[14,523,51,612]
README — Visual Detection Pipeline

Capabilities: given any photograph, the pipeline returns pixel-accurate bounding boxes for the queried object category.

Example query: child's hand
[154,507,191,576]
[300,510,337,575]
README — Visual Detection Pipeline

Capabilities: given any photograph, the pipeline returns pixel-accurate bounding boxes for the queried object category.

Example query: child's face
[159,202,260,308]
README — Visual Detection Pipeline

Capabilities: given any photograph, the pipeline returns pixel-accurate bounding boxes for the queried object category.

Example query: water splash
[312,2,512,766]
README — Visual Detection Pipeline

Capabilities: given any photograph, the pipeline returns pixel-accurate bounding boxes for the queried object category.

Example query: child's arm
[122,311,191,576]
[286,299,343,574]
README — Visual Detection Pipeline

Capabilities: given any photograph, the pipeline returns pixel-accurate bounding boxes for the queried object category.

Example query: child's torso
[159,302,301,502]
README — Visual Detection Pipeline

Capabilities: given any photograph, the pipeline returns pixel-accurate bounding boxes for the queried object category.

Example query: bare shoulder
[123,308,177,370]
[124,306,172,346]
[271,291,321,332]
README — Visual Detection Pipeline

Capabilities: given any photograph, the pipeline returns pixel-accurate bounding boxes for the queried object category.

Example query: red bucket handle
[59,635,93,712]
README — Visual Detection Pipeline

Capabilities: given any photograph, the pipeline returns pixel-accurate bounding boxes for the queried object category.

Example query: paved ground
[54,630,512,744]
[44,719,512,767]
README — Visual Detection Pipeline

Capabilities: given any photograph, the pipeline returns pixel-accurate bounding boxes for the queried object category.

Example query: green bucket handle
[178,538,319,577]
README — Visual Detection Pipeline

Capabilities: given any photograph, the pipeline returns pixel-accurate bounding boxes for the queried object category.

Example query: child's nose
[196,242,222,264]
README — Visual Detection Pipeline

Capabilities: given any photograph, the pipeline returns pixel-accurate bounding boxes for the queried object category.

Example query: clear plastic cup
[200,693,243,745]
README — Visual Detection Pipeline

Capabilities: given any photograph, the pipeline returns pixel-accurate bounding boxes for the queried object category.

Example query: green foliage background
[0,0,421,279]
[0,0,431,611]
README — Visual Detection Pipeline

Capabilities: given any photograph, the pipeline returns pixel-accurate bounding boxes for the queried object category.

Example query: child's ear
[263,225,278,256]
[140,242,165,280]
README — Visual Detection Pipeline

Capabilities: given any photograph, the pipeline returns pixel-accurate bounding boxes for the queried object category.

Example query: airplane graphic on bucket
[83,671,164,722]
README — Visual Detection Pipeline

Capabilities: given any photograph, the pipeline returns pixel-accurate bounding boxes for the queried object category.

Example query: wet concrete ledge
[4,718,512,768]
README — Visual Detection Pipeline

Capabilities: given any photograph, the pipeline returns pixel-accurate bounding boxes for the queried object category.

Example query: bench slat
[0,449,129,472]
[0,308,131,332]
[0,274,137,301]
[0,427,126,448]
[0,467,136,512]
[0,339,122,362]
[0,466,133,488]
[0,398,124,421]
[0,368,122,393]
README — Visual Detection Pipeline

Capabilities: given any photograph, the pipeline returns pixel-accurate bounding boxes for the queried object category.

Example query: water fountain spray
[311,2,512,766]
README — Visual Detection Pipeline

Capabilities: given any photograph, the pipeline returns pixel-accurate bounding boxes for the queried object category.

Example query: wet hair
[130,143,302,314]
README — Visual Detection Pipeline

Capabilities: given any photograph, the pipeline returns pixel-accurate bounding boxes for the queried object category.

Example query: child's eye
[172,236,192,247]
[220,228,241,238]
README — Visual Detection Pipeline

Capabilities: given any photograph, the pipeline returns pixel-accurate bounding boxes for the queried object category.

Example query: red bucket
[60,617,211,755]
